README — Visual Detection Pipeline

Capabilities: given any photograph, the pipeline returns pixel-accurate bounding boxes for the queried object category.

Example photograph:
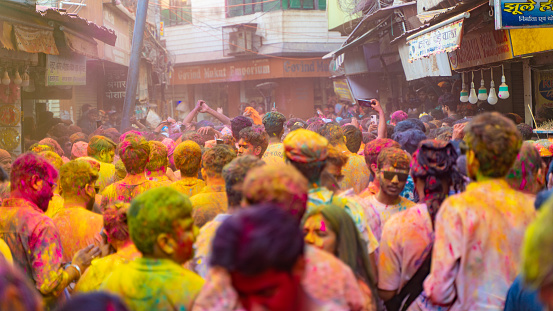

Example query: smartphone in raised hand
[358,99,376,108]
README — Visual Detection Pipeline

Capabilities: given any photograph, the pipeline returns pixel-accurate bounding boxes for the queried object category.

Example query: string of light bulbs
[458,64,510,105]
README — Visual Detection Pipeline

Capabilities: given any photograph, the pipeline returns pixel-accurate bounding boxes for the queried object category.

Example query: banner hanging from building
[407,19,464,62]
[495,0,553,29]
[535,70,553,123]
[448,26,514,70]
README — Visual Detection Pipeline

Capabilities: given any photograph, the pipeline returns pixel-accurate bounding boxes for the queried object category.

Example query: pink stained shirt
[423,179,536,310]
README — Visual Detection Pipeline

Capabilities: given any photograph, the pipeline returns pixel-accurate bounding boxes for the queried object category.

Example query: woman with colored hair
[303,204,378,311]
[75,202,140,292]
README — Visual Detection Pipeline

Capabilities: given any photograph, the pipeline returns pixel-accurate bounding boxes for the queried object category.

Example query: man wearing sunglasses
[363,147,415,229]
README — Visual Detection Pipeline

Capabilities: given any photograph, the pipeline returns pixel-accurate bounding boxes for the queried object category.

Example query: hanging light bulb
[460,72,469,102]
[2,70,10,86]
[21,72,29,87]
[13,71,22,85]
[488,67,498,105]
[498,64,510,99]
[469,71,478,104]
[478,69,488,101]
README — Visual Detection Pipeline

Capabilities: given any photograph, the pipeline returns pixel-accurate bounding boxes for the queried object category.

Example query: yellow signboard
[509,28,553,56]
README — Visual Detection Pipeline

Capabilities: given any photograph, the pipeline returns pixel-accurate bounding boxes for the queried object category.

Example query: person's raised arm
[182,100,203,126]
[200,101,231,126]
[371,100,387,139]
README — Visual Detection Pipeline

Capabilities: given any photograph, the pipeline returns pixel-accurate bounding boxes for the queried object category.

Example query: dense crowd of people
[1,96,553,311]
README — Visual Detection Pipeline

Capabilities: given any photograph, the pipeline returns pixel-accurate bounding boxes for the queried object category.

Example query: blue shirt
[504,275,543,311]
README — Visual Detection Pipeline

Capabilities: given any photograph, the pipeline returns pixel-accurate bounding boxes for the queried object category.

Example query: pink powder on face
[320,221,326,232]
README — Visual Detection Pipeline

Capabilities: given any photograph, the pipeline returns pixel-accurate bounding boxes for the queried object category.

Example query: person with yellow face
[87,135,117,193]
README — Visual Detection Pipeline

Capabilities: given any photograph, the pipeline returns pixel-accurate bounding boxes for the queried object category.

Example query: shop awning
[406,12,468,62]
[0,22,14,51]
[323,2,417,60]
[62,28,99,59]
[13,23,59,55]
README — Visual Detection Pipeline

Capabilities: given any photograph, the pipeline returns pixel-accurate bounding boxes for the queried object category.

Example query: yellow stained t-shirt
[262,143,284,165]
[101,257,204,311]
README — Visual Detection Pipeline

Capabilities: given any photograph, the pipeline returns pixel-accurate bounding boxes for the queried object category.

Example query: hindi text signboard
[448,27,513,70]
[407,19,464,62]
[45,54,86,86]
[495,0,553,28]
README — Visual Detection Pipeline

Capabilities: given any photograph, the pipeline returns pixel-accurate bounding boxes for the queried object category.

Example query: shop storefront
[171,58,332,119]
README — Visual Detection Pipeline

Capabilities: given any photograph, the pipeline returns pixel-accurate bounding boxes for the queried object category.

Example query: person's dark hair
[231,116,253,140]
[57,292,129,311]
[392,129,427,155]
[342,125,362,153]
[238,126,269,156]
[394,119,426,133]
[222,156,265,206]
[0,257,42,311]
[262,112,286,138]
[465,112,522,178]
[517,123,533,141]
[318,122,344,145]
[11,153,58,193]
[430,109,444,120]
[361,132,375,144]
[306,117,322,125]
[420,114,434,123]
[288,160,326,184]
[441,93,458,112]
[0,166,8,183]
[211,204,304,275]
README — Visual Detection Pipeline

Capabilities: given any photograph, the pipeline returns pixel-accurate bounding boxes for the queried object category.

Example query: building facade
[163,0,347,119]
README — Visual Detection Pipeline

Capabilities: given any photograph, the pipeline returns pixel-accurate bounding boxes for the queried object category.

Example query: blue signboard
[495,0,553,28]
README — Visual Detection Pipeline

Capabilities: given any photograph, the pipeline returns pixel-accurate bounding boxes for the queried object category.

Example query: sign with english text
[407,19,464,62]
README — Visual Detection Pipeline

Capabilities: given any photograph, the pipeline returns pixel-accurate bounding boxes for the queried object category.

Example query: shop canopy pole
[120,0,150,132]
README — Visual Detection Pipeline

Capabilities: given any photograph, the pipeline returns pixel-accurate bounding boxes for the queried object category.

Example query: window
[227,0,326,17]
[161,0,192,26]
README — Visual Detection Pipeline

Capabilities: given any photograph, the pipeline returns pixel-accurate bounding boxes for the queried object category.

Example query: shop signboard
[407,19,464,62]
[535,70,553,121]
[495,0,553,29]
[105,68,127,111]
[447,27,513,70]
[172,58,331,85]
[333,79,354,102]
[45,54,86,86]
[398,38,452,81]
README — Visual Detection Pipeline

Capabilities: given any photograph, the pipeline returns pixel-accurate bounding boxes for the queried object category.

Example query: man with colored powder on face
[318,123,370,195]
[192,155,265,278]
[100,135,156,211]
[0,153,100,307]
[237,126,269,158]
[262,111,286,165]
[363,147,415,228]
[101,187,204,311]
[171,140,206,197]
[211,205,346,311]
[359,138,401,199]
[145,141,172,187]
[87,135,117,192]
[53,160,104,263]
[40,151,66,219]
[423,112,536,310]
[189,144,236,227]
